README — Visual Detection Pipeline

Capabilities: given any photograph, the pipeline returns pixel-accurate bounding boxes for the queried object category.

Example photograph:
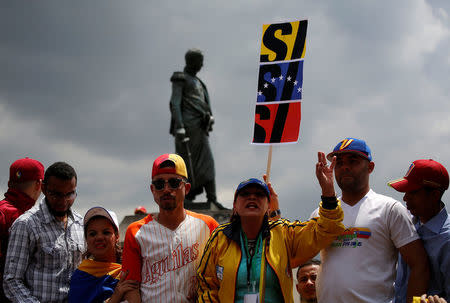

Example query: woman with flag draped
[69,207,139,303]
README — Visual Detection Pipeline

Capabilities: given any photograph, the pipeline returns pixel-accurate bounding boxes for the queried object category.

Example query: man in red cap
[389,159,450,302]
[0,157,44,302]
[4,161,84,302]
[134,206,147,215]
[121,154,218,302]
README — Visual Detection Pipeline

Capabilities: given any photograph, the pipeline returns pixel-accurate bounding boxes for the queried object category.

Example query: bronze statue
[169,49,217,204]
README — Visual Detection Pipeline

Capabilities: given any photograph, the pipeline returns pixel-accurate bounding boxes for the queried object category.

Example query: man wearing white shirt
[311,138,429,303]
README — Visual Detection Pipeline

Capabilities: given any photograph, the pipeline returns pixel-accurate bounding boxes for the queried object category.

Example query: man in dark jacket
[169,48,216,204]
[0,157,44,302]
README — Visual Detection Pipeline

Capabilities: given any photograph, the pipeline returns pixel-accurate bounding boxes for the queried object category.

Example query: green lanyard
[240,231,268,299]
[258,238,267,302]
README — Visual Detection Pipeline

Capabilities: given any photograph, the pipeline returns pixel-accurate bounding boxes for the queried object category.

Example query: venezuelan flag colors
[253,20,307,144]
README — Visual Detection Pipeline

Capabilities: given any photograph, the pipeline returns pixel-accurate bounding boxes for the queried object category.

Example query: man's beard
[336,175,365,194]
[159,194,178,211]
[160,202,177,211]
[45,199,70,217]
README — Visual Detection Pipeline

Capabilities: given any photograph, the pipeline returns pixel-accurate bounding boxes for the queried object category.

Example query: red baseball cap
[8,157,44,185]
[388,159,449,192]
[134,206,147,214]
[152,154,188,179]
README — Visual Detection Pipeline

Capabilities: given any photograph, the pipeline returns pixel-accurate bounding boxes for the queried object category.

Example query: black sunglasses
[152,178,185,191]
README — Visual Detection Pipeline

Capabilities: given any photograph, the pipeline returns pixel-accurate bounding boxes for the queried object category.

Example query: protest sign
[253,20,307,144]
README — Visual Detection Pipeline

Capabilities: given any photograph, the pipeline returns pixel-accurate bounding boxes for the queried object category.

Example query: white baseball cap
[84,206,119,232]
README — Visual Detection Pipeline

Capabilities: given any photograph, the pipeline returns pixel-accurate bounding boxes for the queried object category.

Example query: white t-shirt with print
[310,189,419,303]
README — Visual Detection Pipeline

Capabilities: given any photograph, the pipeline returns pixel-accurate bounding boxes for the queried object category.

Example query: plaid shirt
[3,198,84,303]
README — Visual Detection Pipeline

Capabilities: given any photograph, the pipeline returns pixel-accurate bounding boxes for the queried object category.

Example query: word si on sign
[252,20,307,144]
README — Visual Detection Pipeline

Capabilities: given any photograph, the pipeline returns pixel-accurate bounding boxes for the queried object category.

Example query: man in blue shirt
[389,159,450,302]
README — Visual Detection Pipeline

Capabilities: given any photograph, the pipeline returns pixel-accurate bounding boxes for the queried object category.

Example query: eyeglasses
[238,190,267,198]
[46,189,77,200]
[152,178,185,191]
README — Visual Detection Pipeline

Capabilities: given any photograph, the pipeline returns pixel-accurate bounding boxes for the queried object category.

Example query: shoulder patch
[216,265,224,281]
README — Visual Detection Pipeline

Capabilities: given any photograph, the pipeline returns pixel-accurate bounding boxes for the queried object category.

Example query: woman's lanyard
[258,238,267,302]
[240,232,264,291]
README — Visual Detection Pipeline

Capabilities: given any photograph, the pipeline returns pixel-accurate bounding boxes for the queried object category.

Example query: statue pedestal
[184,200,231,224]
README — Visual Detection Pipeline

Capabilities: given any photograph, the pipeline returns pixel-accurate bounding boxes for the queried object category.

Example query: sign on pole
[252,20,308,144]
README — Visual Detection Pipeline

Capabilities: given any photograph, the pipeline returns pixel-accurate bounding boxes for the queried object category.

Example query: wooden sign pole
[266,145,273,182]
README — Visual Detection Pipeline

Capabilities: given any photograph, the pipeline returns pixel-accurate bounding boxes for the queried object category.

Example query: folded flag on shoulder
[68,259,122,303]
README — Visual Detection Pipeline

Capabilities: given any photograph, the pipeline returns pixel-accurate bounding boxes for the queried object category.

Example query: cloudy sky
[1,0,450,224]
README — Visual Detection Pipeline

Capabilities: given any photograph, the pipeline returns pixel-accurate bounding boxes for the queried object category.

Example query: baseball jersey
[311,189,419,303]
[122,210,218,303]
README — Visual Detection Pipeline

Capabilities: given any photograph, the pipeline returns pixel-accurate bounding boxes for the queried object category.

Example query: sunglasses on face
[238,190,267,198]
[152,178,185,191]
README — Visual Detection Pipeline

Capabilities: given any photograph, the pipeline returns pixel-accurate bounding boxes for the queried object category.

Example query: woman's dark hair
[229,211,239,223]
[83,215,122,264]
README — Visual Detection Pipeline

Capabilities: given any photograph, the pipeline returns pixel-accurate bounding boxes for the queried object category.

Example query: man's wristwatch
[269,209,281,218]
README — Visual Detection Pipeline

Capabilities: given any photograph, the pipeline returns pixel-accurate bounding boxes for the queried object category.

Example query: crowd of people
[0,136,448,303]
